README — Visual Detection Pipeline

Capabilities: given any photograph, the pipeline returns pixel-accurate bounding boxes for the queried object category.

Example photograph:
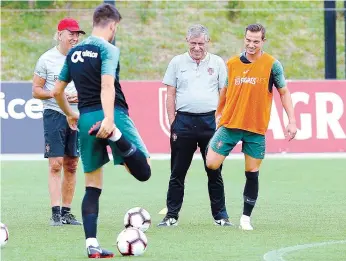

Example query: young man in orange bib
[206,24,297,230]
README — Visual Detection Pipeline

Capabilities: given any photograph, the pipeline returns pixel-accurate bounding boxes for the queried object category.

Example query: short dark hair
[245,24,266,40]
[93,3,122,27]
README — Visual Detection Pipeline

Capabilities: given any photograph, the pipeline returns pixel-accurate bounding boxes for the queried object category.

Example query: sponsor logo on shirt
[235,77,257,85]
[234,76,267,86]
[71,50,98,63]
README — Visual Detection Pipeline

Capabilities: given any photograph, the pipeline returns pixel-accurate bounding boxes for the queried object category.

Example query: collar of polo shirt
[186,52,210,63]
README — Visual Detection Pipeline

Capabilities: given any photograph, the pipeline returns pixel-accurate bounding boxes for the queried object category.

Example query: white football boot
[239,215,253,231]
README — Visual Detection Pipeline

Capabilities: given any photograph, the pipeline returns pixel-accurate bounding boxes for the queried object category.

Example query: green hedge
[1,1,345,80]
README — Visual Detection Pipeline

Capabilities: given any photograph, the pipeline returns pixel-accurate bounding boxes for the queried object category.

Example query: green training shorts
[78,108,149,173]
[209,127,265,159]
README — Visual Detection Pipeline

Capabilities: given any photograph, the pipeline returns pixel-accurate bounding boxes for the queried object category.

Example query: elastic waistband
[176,110,215,116]
[79,104,128,115]
[79,104,102,114]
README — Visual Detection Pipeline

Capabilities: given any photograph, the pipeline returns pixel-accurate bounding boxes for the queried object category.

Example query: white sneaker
[157,217,178,227]
[214,218,233,226]
[239,215,253,230]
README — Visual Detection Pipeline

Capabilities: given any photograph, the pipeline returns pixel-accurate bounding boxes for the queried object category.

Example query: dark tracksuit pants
[166,110,228,220]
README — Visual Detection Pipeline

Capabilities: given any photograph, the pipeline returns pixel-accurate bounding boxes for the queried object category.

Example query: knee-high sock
[243,171,259,217]
[82,187,101,239]
[114,135,151,182]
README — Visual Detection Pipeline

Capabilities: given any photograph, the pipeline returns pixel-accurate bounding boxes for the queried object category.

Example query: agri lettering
[268,92,345,140]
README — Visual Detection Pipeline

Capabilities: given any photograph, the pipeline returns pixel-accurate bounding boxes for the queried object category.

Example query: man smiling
[32,18,85,226]
[158,24,230,227]
[206,24,297,230]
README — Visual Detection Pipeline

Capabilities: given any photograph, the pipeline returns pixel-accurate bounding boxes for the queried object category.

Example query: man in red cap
[32,18,85,226]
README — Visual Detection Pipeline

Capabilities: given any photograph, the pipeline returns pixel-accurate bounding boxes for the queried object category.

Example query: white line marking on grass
[263,240,346,261]
[1,153,346,161]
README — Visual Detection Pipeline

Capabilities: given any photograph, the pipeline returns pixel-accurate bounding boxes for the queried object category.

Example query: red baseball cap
[58,18,85,34]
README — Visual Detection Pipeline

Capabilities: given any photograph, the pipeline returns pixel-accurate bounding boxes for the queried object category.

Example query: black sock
[61,207,71,217]
[123,149,151,182]
[114,135,133,156]
[243,171,259,217]
[114,136,151,182]
[52,206,60,216]
[82,187,101,239]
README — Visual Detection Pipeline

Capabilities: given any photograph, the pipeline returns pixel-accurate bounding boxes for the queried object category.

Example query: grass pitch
[1,159,345,261]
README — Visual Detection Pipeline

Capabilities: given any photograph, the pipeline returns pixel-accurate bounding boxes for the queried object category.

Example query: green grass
[1,1,345,80]
[1,159,346,261]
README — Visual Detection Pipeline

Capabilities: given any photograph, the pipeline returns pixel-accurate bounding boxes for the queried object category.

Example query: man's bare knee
[205,147,225,170]
[49,158,63,174]
[85,168,103,189]
[244,154,262,172]
[63,156,79,174]
[206,159,220,170]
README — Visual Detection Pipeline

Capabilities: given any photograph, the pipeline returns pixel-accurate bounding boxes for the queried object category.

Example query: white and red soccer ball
[123,207,151,232]
[116,227,148,256]
[0,223,9,247]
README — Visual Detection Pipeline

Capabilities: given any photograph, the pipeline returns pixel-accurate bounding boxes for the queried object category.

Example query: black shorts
[43,109,79,158]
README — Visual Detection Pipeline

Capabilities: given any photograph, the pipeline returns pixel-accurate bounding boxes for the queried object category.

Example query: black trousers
[166,111,228,220]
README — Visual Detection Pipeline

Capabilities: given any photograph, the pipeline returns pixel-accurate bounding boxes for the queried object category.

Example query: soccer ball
[124,207,151,232]
[116,227,148,256]
[0,223,9,247]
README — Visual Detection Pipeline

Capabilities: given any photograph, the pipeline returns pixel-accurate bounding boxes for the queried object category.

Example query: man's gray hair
[186,24,210,42]
[53,32,59,42]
